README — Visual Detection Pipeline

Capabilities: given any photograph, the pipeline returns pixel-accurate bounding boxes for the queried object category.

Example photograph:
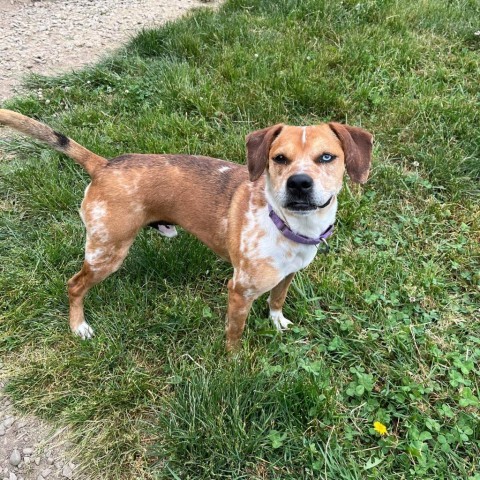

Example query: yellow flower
[373,421,388,436]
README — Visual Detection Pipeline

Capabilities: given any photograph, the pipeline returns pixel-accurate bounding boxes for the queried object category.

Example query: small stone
[62,464,73,479]
[23,457,30,465]
[22,448,33,455]
[17,421,27,429]
[46,458,54,465]
[41,469,51,477]
[9,450,21,467]
[34,457,41,466]
[0,427,5,436]
[37,476,45,480]
[9,473,17,480]
[4,417,15,428]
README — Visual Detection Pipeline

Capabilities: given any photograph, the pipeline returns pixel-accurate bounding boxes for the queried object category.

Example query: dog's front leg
[225,278,255,351]
[267,273,295,331]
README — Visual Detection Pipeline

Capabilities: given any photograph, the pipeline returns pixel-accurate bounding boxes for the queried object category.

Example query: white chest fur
[262,209,319,276]
[239,202,331,279]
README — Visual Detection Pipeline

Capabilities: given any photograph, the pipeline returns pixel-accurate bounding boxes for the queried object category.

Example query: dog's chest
[240,206,318,277]
[269,235,317,277]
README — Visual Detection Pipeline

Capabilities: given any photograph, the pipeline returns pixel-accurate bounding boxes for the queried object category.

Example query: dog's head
[246,123,373,215]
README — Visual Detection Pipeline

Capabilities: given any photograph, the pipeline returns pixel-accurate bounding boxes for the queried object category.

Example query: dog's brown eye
[273,154,288,165]
[317,153,336,163]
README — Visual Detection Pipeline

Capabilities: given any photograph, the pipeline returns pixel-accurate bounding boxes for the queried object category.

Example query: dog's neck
[264,179,338,240]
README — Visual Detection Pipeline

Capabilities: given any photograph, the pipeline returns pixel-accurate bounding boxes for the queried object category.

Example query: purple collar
[268,203,334,247]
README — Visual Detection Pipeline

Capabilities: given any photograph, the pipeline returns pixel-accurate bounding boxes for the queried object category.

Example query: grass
[0,0,479,478]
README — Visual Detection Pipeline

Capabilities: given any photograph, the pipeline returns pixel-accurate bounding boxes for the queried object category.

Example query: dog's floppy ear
[328,123,373,184]
[246,124,284,182]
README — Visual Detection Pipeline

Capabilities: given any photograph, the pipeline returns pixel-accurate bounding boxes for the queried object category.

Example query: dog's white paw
[74,321,94,340]
[157,224,178,238]
[269,310,293,331]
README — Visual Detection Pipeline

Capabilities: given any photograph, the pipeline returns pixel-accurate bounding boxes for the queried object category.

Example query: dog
[0,109,373,350]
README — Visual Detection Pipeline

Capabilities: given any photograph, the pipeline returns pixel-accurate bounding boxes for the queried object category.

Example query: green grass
[1,0,479,478]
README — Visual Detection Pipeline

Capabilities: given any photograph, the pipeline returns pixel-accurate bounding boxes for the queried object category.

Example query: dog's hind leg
[68,236,134,338]
[148,221,178,238]
[156,224,178,238]
[68,187,145,338]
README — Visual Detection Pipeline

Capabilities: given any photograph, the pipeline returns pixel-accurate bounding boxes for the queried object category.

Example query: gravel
[0,0,217,101]
[0,2,219,477]
[0,379,82,480]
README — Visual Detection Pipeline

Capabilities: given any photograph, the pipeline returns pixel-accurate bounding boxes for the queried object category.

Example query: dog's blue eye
[318,153,335,163]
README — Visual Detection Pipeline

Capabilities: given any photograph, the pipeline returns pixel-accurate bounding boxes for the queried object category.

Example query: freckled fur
[0,109,372,350]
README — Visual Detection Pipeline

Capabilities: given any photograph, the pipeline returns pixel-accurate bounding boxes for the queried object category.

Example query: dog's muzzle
[284,174,332,212]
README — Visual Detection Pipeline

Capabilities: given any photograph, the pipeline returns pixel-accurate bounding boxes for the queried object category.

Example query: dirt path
[0,0,213,101]
[0,1,217,478]
[0,376,79,480]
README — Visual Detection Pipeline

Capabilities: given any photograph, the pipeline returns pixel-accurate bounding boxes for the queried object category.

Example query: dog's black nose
[287,174,313,195]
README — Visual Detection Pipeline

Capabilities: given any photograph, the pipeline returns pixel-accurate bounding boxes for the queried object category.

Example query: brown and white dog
[0,109,372,350]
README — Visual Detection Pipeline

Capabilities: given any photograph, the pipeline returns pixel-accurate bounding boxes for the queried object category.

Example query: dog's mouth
[285,196,333,212]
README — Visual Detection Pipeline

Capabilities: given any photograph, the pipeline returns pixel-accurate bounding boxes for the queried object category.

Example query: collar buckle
[317,238,330,254]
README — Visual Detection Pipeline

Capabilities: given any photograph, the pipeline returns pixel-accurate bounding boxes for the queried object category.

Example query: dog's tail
[0,109,108,177]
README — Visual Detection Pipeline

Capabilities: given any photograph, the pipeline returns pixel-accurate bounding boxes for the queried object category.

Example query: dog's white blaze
[218,166,230,173]
[302,126,307,146]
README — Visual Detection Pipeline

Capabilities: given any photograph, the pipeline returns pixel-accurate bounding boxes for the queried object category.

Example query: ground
[0,0,210,101]
[0,1,215,478]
